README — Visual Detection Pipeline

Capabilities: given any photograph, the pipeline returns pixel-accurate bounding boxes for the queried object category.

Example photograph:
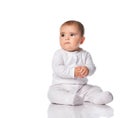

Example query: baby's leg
[48,84,83,105]
[79,85,113,105]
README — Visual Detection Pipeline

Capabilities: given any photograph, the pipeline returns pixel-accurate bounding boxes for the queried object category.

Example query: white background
[0,0,120,117]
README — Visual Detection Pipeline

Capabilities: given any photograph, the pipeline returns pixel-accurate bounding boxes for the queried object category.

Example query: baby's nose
[65,35,70,40]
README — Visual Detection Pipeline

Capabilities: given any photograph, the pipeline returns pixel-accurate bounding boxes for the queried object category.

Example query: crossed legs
[48,84,113,105]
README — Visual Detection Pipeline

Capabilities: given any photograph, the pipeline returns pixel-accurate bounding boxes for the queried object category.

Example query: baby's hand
[74,66,89,78]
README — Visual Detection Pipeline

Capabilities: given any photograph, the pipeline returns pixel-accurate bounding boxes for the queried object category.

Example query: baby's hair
[60,20,85,36]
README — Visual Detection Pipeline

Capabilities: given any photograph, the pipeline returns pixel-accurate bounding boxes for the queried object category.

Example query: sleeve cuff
[69,67,75,78]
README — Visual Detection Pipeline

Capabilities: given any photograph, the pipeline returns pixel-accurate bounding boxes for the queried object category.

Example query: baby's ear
[80,37,85,44]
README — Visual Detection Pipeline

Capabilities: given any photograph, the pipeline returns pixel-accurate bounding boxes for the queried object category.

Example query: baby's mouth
[64,42,70,44]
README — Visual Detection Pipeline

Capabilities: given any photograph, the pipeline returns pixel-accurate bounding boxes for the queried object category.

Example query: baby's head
[59,20,85,52]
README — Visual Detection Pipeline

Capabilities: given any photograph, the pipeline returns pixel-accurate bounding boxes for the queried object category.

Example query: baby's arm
[85,53,96,76]
[74,52,96,78]
[52,51,74,79]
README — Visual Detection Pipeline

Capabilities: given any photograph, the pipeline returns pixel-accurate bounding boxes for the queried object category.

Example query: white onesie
[48,49,113,105]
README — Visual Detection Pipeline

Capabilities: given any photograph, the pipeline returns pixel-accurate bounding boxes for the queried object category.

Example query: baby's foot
[72,94,83,106]
[93,91,113,105]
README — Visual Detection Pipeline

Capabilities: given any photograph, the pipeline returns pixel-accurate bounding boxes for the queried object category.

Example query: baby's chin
[63,47,80,52]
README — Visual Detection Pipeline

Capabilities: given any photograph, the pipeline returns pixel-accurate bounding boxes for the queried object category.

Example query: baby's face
[60,24,84,52]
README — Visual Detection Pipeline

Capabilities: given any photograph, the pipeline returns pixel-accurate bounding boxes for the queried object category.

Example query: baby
[48,20,113,105]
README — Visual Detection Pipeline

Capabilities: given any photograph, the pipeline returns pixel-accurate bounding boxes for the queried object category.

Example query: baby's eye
[61,34,65,37]
[70,33,75,37]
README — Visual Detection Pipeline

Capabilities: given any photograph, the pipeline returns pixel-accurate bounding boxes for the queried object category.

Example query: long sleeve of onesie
[52,50,75,79]
[84,53,96,76]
